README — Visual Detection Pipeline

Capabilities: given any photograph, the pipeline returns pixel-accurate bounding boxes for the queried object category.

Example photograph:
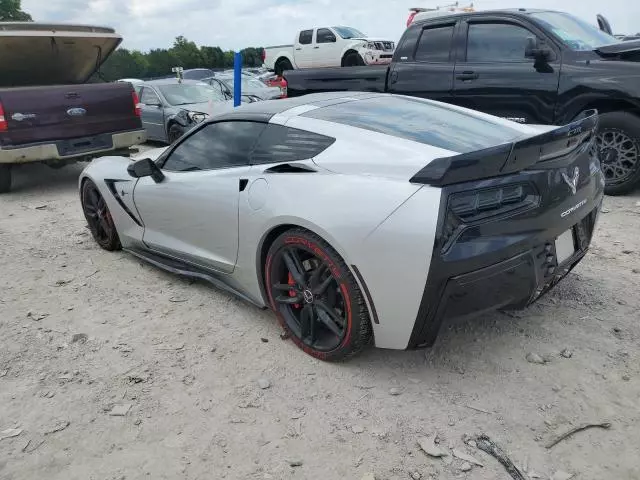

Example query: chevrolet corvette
[79,92,604,361]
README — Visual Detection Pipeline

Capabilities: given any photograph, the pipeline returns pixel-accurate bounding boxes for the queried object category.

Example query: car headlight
[366,42,376,50]
[187,112,208,123]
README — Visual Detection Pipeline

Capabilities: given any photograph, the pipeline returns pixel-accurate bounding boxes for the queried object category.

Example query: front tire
[274,58,293,77]
[595,112,640,195]
[265,228,372,361]
[81,179,121,251]
[168,124,184,144]
[0,165,12,193]
[342,51,365,67]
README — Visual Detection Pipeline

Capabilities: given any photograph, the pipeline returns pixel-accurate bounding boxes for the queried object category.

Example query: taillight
[0,102,7,132]
[407,11,417,26]
[280,78,288,98]
[132,90,141,117]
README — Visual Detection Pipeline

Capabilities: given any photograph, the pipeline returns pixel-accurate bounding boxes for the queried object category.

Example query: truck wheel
[275,58,293,77]
[0,165,12,194]
[168,124,184,144]
[595,112,640,195]
[342,51,365,67]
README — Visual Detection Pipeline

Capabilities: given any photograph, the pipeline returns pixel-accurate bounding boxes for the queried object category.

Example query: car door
[132,120,267,274]
[387,21,457,104]
[452,18,561,125]
[314,28,342,67]
[139,87,166,141]
[294,29,315,68]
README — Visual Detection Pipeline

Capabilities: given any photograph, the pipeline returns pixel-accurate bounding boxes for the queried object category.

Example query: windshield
[158,83,225,105]
[529,11,619,50]
[332,26,366,39]
[219,76,268,91]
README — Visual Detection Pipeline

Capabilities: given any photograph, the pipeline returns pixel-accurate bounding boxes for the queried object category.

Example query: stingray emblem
[562,167,579,195]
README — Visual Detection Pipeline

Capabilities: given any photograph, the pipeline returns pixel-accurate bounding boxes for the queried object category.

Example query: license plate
[555,229,576,265]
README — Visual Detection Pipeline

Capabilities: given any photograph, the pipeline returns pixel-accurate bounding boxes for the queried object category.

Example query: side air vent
[263,163,317,174]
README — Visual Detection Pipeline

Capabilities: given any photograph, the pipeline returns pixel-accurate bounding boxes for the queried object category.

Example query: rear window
[302,96,524,153]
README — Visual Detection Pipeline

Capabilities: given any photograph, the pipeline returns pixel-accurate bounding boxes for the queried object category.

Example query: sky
[21,0,640,52]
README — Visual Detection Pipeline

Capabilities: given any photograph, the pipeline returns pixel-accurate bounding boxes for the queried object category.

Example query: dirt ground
[1,160,639,480]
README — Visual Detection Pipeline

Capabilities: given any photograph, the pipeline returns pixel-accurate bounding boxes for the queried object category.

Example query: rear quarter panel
[234,166,441,350]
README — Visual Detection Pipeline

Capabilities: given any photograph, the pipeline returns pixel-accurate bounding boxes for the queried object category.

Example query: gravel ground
[1,160,639,480]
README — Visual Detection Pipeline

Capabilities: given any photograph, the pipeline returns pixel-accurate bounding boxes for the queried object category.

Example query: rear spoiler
[410,110,599,186]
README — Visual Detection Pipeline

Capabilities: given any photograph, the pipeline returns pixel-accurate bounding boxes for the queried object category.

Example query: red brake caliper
[288,272,300,309]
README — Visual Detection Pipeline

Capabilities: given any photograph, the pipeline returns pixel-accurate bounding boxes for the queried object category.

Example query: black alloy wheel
[265,229,371,361]
[81,179,121,251]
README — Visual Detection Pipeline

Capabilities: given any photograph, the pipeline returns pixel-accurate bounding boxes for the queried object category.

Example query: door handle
[314,46,319,49]
[295,47,302,50]
[456,71,479,81]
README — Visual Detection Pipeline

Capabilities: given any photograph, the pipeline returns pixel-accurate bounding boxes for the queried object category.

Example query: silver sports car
[79,92,604,361]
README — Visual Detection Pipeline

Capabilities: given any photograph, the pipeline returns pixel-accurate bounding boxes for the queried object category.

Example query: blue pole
[233,52,242,107]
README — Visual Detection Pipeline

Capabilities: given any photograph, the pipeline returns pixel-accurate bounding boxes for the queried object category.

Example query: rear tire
[594,112,640,195]
[265,228,372,361]
[342,51,365,67]
[168,124,184,144]
[0,165,11,193]
[274,58,293,77]
[81,179,121,251]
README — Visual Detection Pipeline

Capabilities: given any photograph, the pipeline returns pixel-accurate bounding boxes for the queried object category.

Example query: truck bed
[284,66,388,97]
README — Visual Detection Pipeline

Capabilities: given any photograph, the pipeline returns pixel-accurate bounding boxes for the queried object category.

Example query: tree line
[99,36,264,81]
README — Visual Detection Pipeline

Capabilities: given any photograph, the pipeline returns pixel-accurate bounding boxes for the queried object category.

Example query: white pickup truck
[263,26,396,75]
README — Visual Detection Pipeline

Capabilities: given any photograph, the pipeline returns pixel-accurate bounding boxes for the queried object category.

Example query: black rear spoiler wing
[410,109,599,186]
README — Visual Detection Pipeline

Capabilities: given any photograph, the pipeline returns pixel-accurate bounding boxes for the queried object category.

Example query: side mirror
[525,37,552,61]
[127,158,165,183]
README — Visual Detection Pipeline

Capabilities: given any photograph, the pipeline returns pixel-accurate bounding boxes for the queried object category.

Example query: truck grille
[374,41,395,51]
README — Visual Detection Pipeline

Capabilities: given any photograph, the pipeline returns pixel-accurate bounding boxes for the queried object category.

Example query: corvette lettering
[561,199,587,218]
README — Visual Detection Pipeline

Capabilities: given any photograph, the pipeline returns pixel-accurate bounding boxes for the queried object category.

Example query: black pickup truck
[284,9,640,195]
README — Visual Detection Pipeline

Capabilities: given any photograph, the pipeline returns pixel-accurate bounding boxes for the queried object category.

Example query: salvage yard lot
[1,161,639,480]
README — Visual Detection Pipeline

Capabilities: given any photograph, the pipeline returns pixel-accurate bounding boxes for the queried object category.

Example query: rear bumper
[0,129,147,164]
[408,204,601,349]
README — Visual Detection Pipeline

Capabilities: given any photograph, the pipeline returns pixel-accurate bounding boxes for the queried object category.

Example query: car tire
[265,228,372,361]
[81,179,121,251]
[342,51,365,67]
[595,112,640,195]
[168,124,184,144]
[0,165,12,193]
[274,58,293,77]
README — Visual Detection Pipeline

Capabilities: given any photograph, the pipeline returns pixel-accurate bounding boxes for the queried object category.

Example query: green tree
[0,0,32,21]
[145,48,178,78]
[200,46,225,68]
[100,48,149,81]
[170,36,203,69]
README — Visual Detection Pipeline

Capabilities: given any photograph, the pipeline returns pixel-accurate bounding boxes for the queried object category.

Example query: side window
[467,23,534,62]
[317,28,337,43]
[414,25,455,62]
[140,87,160,105]
[163,121,267,172]
[299,30,313,45]
[251,124,335,165]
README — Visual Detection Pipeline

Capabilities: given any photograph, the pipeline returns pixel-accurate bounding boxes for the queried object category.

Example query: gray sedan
[134,79,235,144]
[203,73,283,101]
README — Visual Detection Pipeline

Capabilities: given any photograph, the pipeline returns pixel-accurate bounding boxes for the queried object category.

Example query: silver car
[203,73,283,101]
[135,79,235,144]
[78,92,603,361]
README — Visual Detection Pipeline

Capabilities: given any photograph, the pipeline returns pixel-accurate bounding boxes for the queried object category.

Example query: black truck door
[387,21,457,103]
[452,17,561,125]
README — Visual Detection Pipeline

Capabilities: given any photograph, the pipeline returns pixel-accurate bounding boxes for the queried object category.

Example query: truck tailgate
[0,82,140,147]
[284,66,388,97]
